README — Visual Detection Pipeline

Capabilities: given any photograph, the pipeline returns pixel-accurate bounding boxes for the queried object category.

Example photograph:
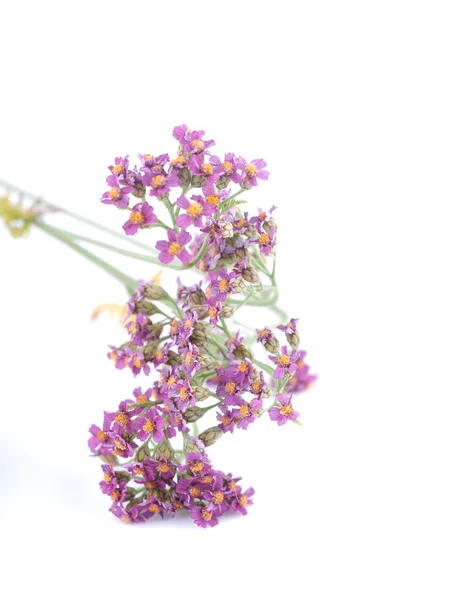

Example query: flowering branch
[1,124,316,528]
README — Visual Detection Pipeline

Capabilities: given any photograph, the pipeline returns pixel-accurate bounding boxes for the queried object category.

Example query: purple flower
[257,227,276,255]
[210,152,242,184]
[112,435,136,458]
[269,393,300,425]
[269,345,301,380]
[176,194,215,228]
[103,400,141,436]
[101,175,133,208]
[190,506,219,528]
[173,125,215,154]
[217,407,236,433]
[142,497,167,519]
[138,153,169,173]
[231,487,254,515]
[135,408,165,443]
[236,157,269,187]
[188,155,223,182]
[123,202,157,235]
[156,230,192,265]
[278,318,299,335]
[180,452,211,476]
[99,465,118,495]
[88,424,110,452]
[232,397,262,430]
[131,386,152,405]
[142,170,179,197]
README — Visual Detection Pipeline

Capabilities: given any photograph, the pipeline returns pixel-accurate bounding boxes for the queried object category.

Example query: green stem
[34,221,137,294]
[252,358,275,376]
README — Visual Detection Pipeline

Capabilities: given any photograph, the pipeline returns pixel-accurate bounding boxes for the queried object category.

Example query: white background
[1,1,449,598]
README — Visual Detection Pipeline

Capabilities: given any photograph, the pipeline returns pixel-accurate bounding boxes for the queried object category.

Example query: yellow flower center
[143,419,155,433]
[191,139,204,151]
[130,211,145,224]
[245,164,257,178]
[206,194,219,205]
[184,319,193,329]
[223,161,233,174]
[152,175,166,189]
[115,412,129,426]
[252,381,262,393]
[280,405,293,417]
[259,211,267,221]
[237,218,246,229]
[145,481,155,490]
[191,461,204,472]
[239,405,250,418]
[185,352,193,364]
[115,438,126,451]
[158,463,169,473]
[259,233,270,245]
[187,202,203,218]
[189,487,200,497]
[225,382,236,394]
[97,430,107,442]
[137,394,147,403]
[221,415,231,425]
[172,155,187,166]
[109,188,120,199]
[110,490,120,501]
[149,503,160,513]
[167,376,177,387]
[121,515,132,523]
[180,387,188,400]
[134,466,144,475]
[213,491,224,504]
[238,363,249,373]
[219,280,228,291]
[144,154,153,161]
[202,509,213,521]
[169,241,182,255]
[155,349,163,361]
[103,472,112,483]
[201,163,213,176]
[277,355,290,366]
[209,307,217,318]
[133,357,144,368]
[112,164,124,175]
[239,495,248,506]
[259,328,270,338]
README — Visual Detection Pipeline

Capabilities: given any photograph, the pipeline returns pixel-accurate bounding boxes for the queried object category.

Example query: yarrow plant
[1,125,316,527]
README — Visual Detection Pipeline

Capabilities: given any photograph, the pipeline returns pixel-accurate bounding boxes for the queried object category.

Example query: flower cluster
[88,126,316,526]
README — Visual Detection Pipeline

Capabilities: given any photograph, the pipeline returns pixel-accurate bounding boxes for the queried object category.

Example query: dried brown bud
[191,175,207,188]
[116,471,131,484]
[124,487,137,502]
[178,167,192,188]
[216,175,230,190]
[190,288,206,306]
[198,354,215,369]
[244,225,258,239]
[132,180,146,199]
[235,247,248,262]
[221,304,234,318]
[183,434,203,454]
[166,351,182,365]
[219,222,234,239]
[230,277,246,294]
[242,266,260,284]
[143,341,159,360]
[190,304,208,320]
[199,426,223,447]
[233,344,253,360]
[99,453,118,466]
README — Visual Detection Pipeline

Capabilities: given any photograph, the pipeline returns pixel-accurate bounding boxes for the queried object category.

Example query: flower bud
[199,426,223,447]
[216,175,230,190]
[132,180,146,199]
[116,471,131,484]
[155,438,175,460]
[190,288,206,306]
[235,248,248,262]
[216,254,235,269]
[192,385,210,401]
[230,277,246,294]
[143,341,159,360]
[183,434,204,454]
[124,487,137,502]
[136,444,151,462]
[233,344,253,360]
[135,300,159,315]
[148,322,164,338]
[99,453,118,466]
[219,222,234,239]
[167,351,182,365]
[221,304,234,319]
[287,330,300,349]
[191,175,206,188]
[244,225,258,239]
[178,167,191,188]
[198,354,215,369]
[191,323,209,347]
[264,337,280,354]
[183,406,208,423]
[190,304,208,320]
[143,284,167,300]
[242,266,260,284]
